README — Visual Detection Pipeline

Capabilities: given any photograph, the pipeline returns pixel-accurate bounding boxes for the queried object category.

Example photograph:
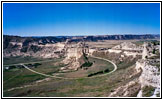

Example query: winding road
[23,56,117,79]
[5,56,118,92]
[91,56,117,75]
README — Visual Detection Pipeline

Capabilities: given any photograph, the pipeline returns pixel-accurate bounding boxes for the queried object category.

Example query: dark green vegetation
[142,86,155,97]
[25,63,42,68]
[151,40,160,46]
[81,62,93,68]
[80,53,93,68]
[88,69,109,77]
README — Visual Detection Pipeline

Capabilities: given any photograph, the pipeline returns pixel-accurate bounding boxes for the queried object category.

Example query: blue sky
[3,3,160,36]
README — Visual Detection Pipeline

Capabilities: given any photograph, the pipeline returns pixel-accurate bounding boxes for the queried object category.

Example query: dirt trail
[23,56,117,79]
[4,56,117,92]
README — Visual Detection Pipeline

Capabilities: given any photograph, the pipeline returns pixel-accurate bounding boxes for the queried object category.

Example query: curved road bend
[5,56,118,92]
[23,56,117,79]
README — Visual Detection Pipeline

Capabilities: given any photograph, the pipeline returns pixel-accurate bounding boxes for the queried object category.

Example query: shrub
[152,49,156,54]
[81,62,93,68]
[87,68,110,77]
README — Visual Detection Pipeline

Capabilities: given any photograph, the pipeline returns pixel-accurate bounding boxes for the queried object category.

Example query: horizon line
[3,33,160,37]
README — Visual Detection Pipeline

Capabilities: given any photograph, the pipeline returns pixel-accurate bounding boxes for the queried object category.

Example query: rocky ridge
[109,42,160,97]
[3,34,159,58]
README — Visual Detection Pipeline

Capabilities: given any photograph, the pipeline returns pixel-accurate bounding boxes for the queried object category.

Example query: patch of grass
[3,52,139,97]
[3,56,50,65]
[4,63,137,97]
[132,41,145,46]
[3,58,64,92]
[31,59,64,75]
[117,60,136,70]
[3,68,46,91]
[142,86,155,97]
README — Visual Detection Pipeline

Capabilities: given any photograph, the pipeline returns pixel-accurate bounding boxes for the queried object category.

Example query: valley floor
[3,56,136,97]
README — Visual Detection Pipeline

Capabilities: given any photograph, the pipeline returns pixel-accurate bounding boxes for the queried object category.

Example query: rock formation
[135,42,160,97]
[109,80,141,97]
[109,42,160,97]
[112,42,143,51]
[61,42,89,71]
[3,35,159,58]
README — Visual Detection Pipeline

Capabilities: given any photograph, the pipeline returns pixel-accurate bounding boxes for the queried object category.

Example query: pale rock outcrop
[124,51,142,58]
[136,60,160,88]
[108,42,143,58]
[4,42,66,58]
[108,49,122,53]
[135,42,160,97]
[112,42,143,51]
[61,42,89,71]
[109,80,141,97]
[109,42,160,97]
[88,48,96,55]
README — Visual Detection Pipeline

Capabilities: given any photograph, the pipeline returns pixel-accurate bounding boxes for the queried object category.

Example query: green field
[4,64,138,97]
[3,68,45,91]
[3,55,139,97]
[3,56,52,65]
[3,57,63,91]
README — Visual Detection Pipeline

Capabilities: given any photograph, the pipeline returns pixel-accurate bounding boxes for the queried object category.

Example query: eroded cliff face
[109,42,160,97]
[136,60,160,88]
[4,42,66,58]
[135,42,160,97]
[135,59,160,97]
[3,35,159,58]
[107,42,143,58]
[61,42,89,71]
[109,80,141,97]
[3,35,67,58]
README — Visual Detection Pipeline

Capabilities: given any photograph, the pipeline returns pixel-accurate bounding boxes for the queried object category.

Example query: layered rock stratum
[3,34,159,58]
